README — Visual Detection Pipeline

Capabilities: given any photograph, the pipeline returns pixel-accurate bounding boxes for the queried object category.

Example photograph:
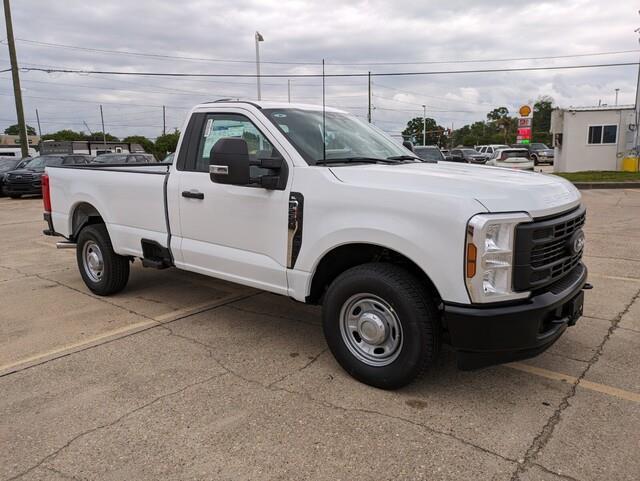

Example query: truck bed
[47,163,171,258]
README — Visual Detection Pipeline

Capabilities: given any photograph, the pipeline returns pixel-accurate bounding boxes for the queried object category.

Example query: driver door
[172,111,291,295]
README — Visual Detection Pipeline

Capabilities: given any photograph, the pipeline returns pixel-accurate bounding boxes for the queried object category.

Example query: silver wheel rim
[82,241,104,283]
[339,293,403,367]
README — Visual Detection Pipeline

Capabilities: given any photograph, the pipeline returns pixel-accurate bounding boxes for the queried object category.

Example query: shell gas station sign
[517,105,533,144]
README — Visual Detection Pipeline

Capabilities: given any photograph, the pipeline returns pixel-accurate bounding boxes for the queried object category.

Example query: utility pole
[615,88,620,106]
[99,105,106,149]
[367,72,372,123]
[287,79,291,103]
[3,0,28,158]
[162,105,166,136]
[255,31,264,100]
[422,105,427,146]
[35,108,41,137]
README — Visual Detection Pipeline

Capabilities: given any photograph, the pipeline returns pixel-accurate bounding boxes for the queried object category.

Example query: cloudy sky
[1,0,639,140]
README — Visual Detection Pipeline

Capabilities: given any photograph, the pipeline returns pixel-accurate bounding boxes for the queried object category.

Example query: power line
[20,62,639,78]
[11,38,640,66]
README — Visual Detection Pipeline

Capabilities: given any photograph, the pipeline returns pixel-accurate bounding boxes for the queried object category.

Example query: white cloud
[0,0,638,138]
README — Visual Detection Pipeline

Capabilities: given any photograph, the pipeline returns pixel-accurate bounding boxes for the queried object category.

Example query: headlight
[465,212,532,303]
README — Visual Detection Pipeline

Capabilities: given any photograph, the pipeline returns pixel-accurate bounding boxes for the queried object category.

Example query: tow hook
[582,283,593,290]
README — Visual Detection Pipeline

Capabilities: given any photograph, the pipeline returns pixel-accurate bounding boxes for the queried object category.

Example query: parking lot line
[507,362,640,403]
[0,292,255,378]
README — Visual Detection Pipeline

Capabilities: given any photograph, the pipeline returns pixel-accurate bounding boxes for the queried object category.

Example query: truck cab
[43,100,589,389]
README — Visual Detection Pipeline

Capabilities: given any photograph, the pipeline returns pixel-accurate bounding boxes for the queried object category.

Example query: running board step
[141,258,171,269]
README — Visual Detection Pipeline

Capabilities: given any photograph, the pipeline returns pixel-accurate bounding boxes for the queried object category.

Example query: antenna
[322,58,326,162]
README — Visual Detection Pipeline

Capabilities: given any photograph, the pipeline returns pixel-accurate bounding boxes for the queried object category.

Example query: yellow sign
[519,105,532,117]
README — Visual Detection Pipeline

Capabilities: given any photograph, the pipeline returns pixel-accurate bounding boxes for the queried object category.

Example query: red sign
[518,128,532,138]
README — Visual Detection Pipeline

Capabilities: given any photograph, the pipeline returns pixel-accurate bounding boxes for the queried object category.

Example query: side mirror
[209,138,250,186]
[402,140,414,152]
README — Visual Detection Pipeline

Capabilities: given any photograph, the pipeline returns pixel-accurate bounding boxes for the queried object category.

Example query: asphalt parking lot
[1,189,639,481]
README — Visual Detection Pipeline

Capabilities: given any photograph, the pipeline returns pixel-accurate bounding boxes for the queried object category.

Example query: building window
[588,124,617,145]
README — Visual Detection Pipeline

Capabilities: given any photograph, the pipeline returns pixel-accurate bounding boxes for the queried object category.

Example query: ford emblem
[569,230,585,255]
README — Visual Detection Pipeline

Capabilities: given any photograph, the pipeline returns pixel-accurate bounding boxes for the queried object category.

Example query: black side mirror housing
[209,137,287,190]
[402,140,414,152]
[209,138,251,185]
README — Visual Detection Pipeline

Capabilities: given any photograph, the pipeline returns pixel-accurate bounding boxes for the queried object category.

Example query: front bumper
[443,263,587,370]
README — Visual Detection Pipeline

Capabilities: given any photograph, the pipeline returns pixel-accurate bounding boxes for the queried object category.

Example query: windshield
[0,159,21,172]
[263,108,416,165]
[500,150,529,159]
[96,154,128,163]
[530,143,549,150]
[25,156,64,171]
[414,147,444,162]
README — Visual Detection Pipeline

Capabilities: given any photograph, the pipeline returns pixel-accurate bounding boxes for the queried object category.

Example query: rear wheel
[322,263,441,389]
[76,224,129,295]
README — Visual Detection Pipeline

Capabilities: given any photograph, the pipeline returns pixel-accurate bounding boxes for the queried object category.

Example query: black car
[413,146,444,163]
[450,148,487,164]
[93,153,155,164]
[4,154,92,198]
[513,143,554,165]
[0,157,28,196]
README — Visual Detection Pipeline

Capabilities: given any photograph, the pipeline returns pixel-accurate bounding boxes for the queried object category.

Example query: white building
[550,105,637,172]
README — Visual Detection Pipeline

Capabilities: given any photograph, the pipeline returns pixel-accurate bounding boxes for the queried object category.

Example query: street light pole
[3,0,28,158]
[615,88,620,106]
[255,31,264,100]
[422,105,426,146]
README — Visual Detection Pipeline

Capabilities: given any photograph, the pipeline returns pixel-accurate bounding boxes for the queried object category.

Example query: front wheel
[76,224,130,296]
[322,263,441,389]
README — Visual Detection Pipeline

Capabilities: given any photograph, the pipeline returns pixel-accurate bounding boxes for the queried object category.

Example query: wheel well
[307,243,440,305]
[71,202,104,240]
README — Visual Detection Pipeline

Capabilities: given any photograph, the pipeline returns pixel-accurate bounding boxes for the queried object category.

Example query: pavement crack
[531,462,582,481]
[510,286,640,481]
[5,371,230,481]
[267,347,329,388]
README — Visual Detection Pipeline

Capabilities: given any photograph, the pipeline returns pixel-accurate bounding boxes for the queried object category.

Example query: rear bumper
[43,212,59,237]
[443,263,587,370]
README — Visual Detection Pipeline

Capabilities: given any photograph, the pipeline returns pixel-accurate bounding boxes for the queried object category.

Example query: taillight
[42,173,51,212]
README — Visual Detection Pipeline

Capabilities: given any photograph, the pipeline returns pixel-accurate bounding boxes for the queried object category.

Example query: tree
[486,107,509,122]
[533,96,554,145]
[123,135,154,154]
[4,124,37,135]
[87,132,119,142]
[41,129,89,142]
[153,130,181,160]
[402,117,445,146]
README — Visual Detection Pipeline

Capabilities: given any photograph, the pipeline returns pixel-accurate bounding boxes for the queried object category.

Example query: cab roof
[194,99,348,114]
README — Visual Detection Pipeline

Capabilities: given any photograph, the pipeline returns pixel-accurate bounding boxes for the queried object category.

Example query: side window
[193,113,280,176]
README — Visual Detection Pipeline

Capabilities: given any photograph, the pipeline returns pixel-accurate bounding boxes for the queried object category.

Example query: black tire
[531,155,538,166]
[322,263,441,389]
[9,195,21,199]
[76,224,130,296]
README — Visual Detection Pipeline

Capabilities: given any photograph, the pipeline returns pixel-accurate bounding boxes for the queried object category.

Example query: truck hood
[329,162,580,217]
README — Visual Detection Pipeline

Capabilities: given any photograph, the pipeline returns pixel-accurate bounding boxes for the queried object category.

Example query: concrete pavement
[1,190,639,480]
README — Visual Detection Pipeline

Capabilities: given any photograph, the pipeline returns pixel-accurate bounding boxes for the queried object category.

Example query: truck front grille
[513,206,586,292]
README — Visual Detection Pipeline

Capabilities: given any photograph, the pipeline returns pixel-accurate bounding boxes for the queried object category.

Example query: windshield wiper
[315,157,401,165]
[386,155,421,162]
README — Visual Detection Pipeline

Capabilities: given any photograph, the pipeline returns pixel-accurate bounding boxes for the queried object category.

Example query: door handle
[182,190,204,200]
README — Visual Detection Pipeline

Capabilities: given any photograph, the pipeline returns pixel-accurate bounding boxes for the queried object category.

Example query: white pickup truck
[43,100,589,389]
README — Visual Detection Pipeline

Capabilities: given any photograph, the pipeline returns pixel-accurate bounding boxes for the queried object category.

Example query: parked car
[0,147,38,159]
[440,149,453,161]
[450,148,487,164]
[0,157,26,196]
[43,100,588,389]
[4,154,92,198]
[93,153,155,164]
[486,148,534,171]
[414,146,444,163]
[518,143,555,165]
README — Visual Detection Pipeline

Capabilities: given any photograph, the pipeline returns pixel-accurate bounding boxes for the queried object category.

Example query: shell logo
[519,105,532,117]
